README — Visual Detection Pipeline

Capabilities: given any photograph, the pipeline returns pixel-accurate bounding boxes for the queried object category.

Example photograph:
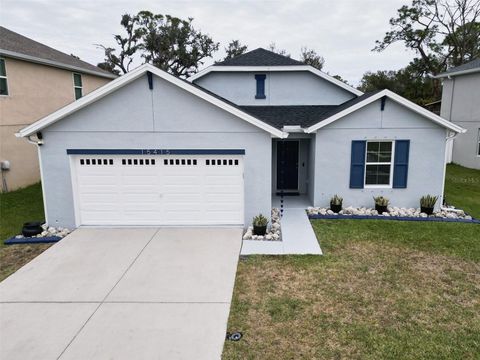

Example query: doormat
[276,192,300,196]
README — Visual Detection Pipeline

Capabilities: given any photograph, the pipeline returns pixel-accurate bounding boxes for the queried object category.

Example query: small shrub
[330,194,343,206]
[252,214,268,227]
[373,196,389,207]
[420,195,438,208]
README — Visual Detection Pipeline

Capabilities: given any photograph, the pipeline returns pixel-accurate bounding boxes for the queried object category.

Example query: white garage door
[70,153,244,226]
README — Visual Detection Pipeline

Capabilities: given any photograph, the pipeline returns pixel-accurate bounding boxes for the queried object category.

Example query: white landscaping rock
[306,205,474,221]
[243,208,282,241]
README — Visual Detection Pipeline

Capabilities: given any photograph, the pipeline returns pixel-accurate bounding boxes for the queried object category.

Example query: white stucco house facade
[17,48,465,228]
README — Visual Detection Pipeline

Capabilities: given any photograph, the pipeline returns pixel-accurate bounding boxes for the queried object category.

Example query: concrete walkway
[0,227,242,360]
[241,207,322,255]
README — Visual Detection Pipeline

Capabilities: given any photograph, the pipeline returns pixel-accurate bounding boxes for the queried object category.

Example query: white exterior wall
[312,99,448,209]
[39,74,272,228]
[194,71,356,105]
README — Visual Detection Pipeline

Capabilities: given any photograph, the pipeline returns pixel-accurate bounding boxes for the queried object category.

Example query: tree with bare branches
[97,11,219,77]
[374,0,480,75]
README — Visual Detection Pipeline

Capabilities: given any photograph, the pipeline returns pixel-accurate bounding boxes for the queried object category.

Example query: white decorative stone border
[15,224,72,239]
[243,208,282,241]
[307,206,474,220]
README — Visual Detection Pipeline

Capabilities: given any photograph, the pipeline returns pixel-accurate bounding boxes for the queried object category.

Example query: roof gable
[0,26,115,79]
[17,64,287,138]
[188,66,363,97]
[215,48,305,66]
[305,89,466,134]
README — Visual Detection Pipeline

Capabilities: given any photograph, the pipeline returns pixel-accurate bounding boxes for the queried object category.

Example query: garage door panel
[205,193,242,202]
[122,193,160,203]
[72,154,244,226]
[120,176,158,186]
[79,176,118,186]
[81,211,122,222]
[163,176,201,185]
[163,194,202,203]
[79,193,119,203]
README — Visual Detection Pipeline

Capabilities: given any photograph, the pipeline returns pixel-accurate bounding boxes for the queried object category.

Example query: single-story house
[17,48,465,228]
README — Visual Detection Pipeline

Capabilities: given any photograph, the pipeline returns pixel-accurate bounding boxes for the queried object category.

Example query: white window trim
[72,73,83,100]
[0,57,9,97]
[364,140,395,189]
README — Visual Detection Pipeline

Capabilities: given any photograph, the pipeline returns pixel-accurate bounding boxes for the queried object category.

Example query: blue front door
[276,141,299,190]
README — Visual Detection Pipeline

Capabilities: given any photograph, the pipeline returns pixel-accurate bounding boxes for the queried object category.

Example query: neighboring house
[0,26,116,191]
[436,58,480,170]
[17,48,464,228]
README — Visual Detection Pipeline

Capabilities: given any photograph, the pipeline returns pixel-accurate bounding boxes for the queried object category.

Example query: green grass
[312,219,480,262]
[224,221,480,359]
[223,164,480,359]
[0,183,45,246]
[444,164,480,218]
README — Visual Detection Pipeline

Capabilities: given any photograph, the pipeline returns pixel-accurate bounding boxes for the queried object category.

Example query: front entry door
[276,141,299,190]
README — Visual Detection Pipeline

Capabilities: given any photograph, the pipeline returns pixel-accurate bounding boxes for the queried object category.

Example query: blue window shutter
[393,140,410,188]
[255,74,266,99]
[350,140,366,189]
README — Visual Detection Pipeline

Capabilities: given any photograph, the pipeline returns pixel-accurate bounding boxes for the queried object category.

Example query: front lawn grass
[0,182,45,245]
[444,164,480,218]
[0,183,48,281]
[223,220,480,359]
[224,164,480,359]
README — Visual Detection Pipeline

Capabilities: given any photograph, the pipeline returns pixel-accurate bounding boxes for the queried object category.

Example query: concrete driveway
[0,227,242,360]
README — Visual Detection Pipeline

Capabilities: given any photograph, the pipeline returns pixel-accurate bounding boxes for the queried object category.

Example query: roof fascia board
[434,67,480,78]
[17,64,287,139]
[188,65,363,96]
[306,90,466,134]
[0,49,117,79]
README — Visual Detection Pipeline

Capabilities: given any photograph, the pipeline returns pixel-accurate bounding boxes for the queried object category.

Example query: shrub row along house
[0,27,115,191]
[16,48,465,228]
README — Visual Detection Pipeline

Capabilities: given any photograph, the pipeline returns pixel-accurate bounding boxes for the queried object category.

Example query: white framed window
[0,57,8,96]
[364,140,395,188]
[73,73,82,100]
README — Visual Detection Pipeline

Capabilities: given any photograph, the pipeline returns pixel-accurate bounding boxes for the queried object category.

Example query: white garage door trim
[68,149,245,227]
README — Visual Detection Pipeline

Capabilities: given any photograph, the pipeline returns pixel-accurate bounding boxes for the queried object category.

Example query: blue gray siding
[40,74,272,228]
[194,71,355,106]
[312,99,447,209]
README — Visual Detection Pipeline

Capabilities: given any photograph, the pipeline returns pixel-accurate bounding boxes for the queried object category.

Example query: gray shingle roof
[239,91,382,129]
[215,48,305,66]
[436,58,480,77]
[239,105,337,129]
[0,26,115,78]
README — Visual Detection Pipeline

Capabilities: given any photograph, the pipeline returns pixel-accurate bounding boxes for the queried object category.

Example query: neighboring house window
[255,74,266,99]
[478,129,480,156]
[350,140,410,189]
[365,141,394,187]
[73,73,83,100]
[0,58,8,95]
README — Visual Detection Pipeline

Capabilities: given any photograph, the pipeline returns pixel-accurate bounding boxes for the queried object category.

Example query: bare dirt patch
[0,244,52,282]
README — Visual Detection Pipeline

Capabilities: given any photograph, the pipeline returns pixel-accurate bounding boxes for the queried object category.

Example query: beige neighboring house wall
[0,58,111,191]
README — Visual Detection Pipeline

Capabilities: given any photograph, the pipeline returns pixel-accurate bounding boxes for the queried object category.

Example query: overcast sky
[0,0,414,85]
